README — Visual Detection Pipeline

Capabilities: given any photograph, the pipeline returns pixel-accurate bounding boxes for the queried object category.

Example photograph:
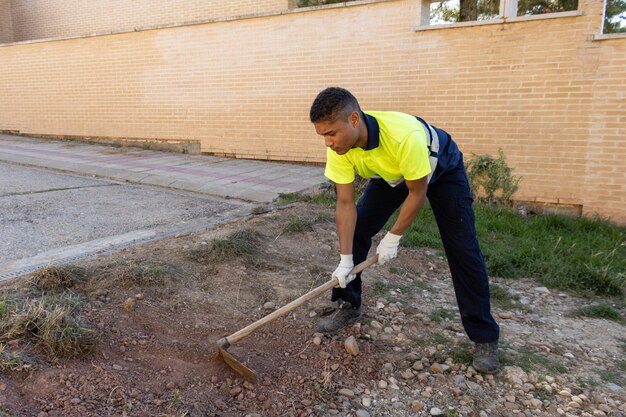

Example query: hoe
[216,255,379,382]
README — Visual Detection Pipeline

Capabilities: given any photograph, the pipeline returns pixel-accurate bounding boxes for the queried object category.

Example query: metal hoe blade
[217,337,258,383]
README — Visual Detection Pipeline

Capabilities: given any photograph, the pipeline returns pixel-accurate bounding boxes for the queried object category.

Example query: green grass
[283,215,314,233]
[570,303,625,324]
[490,283,527,311]
[429,308,457,323]
[504,346,568,374]
[392,202,626,297]
[0,296,6,319]
[277,192,336,207]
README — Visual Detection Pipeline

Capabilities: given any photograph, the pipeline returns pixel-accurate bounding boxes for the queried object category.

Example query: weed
[597,368,625,386]
[0,293,96,357]
[512,347,568,374]
[445,407,461,417]
[429,333,451,346]
[448,342,473,365]
[0,344,32,372]
[370,280,389,296]
[466,149,520,205]
[187,229,261,263]
[283,215,314,233]
[314,213,334,223]
[429,308,457,323]
[490,283,525,311]
[277,192,336,207]
[570,303,625,324]
[0,296,6,319]
[30,265,86,292]
[534,386,551,402]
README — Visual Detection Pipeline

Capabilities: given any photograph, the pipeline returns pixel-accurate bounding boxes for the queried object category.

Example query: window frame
[417,0,583,29]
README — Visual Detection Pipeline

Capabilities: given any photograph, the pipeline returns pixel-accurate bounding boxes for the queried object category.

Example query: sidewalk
[0,134,327,203]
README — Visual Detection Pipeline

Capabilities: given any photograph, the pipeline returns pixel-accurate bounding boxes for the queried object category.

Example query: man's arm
[389,176,428,235]
[335,182,357,255]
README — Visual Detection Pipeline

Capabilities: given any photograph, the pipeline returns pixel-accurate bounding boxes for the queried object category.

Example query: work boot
[473,341,500,373]
[318,301,362,334]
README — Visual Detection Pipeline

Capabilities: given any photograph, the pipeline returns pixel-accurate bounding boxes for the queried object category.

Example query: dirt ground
[0,202,624,417]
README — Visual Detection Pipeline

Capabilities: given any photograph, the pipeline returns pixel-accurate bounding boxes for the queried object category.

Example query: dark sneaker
[318,301,362,334]
[473,341,500,373]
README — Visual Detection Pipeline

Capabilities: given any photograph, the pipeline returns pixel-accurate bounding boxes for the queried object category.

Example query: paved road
[0,162,249,281]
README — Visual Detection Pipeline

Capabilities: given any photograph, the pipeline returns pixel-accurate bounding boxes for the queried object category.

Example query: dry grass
[0,344,31,372]
[0,293,96,357]
[186,229,261,263]
[30,265,86,292]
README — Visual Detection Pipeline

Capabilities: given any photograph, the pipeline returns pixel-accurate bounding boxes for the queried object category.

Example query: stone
[344,336,359,356]
[430,407,444,415]
[338,388,355,398]
[355,410,370,417]
[411,400,424,412]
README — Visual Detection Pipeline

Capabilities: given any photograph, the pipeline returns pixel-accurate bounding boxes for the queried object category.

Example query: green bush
[466,149,520,205]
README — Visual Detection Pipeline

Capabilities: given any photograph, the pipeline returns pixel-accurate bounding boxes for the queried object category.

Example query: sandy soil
[0,203,624,417]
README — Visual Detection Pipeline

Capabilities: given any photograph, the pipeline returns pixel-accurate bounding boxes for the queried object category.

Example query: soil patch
[1,203,624,417]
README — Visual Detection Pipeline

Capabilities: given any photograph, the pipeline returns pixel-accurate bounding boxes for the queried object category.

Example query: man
[310,87,500,373]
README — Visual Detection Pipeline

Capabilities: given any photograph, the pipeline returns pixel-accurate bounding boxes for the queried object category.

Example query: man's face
[314,112,359,155]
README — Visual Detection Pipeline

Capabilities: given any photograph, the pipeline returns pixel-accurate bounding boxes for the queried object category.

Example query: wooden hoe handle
[224,255,378,345]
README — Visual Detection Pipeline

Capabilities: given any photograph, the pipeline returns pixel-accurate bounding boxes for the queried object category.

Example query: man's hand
[333,254,355,288]
[376,232,402,265]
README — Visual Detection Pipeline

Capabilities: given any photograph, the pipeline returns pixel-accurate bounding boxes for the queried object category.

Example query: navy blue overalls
[331,115,500,344]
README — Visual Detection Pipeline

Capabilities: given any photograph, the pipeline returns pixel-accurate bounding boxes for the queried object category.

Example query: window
[430,0,499,24]
[603,0,626,33]
[428,0,578,25]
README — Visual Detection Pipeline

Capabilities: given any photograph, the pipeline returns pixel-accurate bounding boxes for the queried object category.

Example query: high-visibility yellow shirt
[324,111,431,186]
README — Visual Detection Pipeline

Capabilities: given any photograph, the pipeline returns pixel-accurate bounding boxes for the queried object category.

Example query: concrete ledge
[0,131,201,154]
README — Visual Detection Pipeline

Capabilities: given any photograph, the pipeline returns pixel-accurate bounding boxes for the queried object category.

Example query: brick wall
[0,0,12,43]
[9,0,288,42]
[0,0,624,223]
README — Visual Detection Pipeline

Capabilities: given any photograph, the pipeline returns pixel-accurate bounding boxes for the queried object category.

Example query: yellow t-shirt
[324,111,431,186]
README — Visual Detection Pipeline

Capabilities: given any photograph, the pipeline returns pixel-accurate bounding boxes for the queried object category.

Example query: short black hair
[309,87,361,123]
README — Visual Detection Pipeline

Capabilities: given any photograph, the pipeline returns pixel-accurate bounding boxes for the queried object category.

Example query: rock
[344,336,359,356]
[502,366,528,387]
[361,397,371,407]
[401,369,414,379]
[112,364,123,371]
[431,363,444,374]
[378,380,388,389]
[355,410,370,417]
[430,407,444,415]
[534,286,550,294]
[123,297,135,311]
[338,388,355,398]
[606,383,624,393]
[313,336,322,345]
[134,293,144,300]
[263,302,276,311]
[230,386,242,396]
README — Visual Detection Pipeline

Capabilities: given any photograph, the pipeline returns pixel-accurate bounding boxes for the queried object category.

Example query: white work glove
[332,254,355,288]
[376,232,402,265]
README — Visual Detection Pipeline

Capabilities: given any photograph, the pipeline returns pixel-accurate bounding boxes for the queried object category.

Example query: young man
[310,87,500,373]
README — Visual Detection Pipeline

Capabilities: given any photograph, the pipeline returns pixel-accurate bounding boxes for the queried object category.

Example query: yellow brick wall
[9,0,288,42]
[0,0,12,43]
[0,0,624,223]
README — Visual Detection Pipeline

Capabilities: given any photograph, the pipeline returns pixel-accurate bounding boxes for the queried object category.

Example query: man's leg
[427,161,500,371]
[320,179,407,333]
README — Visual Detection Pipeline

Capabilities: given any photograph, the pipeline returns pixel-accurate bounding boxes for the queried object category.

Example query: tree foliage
[604,0,626,33]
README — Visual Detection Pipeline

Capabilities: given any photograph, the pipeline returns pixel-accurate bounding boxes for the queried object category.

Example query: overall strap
[414,116,440,183]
